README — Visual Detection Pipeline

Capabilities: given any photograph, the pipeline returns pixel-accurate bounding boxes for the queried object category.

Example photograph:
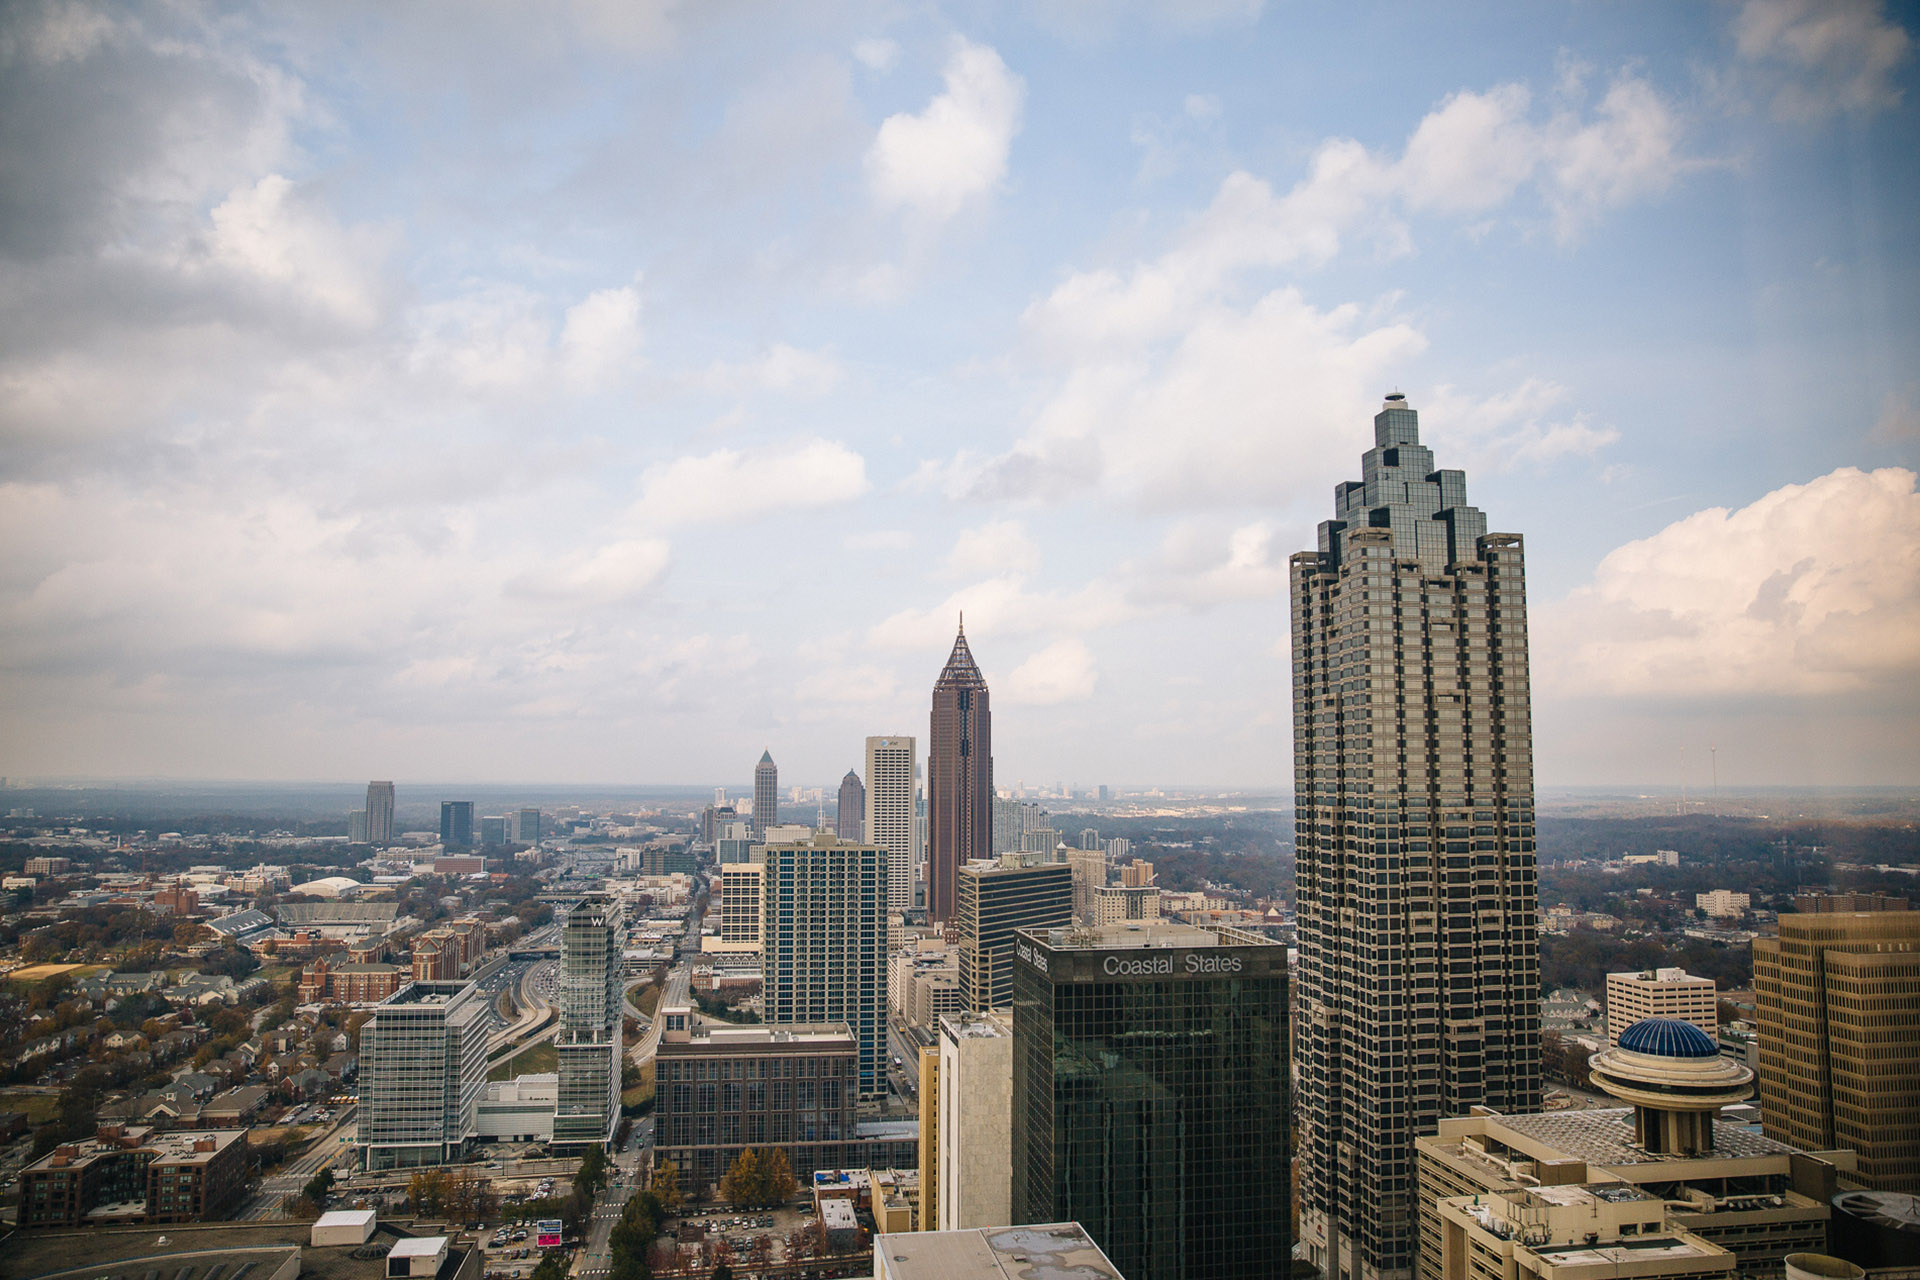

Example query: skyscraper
[928,621,992,924]
[439,800,474,850]
[760,833,889,1097]
[956,856,1073,1012]
[837,769,865,842]
[1011,921,1290,1280]
[555,895,624,1149]
[1292,393,1541,1280]
[1754,911,1920,1192]
[360,981,489,1169]
[866,736,917,915]
[753,749,778,837]
[366,780,395,847]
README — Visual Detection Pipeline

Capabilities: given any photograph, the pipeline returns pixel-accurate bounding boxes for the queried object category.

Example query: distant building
[1793,891,1909,914]
[1755,912,1920,1192]
[1119,859,1155,887]
[24,856,70,877]
[866,736,918,915]
[1078,828,1100,850]
[360,981,489,1169]
[1607,967,1717,1044]
[715,862,764,947]
[1066,847,1106,926]
[1011,922,1289,1280]
[929,622,992,924]
[761,833,889,1098]
[347,809,369,844]
[955,856,1072,1013]
[439,800,474,850]
[753,749,779,838]
[1090,883,1160,926]
[1697,890,1751,919]
[1106,837,1130,861]
[479,815,507,847]
[366,781,395,847]
[513,807,542,845]
[838,769,866,842]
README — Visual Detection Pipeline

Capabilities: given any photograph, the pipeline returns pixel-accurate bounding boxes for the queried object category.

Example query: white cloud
[1733,0,1912,119]
[512,538,671,606]
[1003,638,1098,705]
[629,438,869,530]
[699,343,843,396]
[1127,519,1291,608]
[868,573,1135,651]
[866,39,1025,222]
[852,37,899,71]
[560,285,645,385]
[943,519,1041,579]
[1537,466,1920,701]
[1421,378,1620,471]
[203,174,393,330]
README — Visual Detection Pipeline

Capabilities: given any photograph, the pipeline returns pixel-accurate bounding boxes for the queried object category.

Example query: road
[238,1105,359,1220]
[626,964,688,1066]
[570,1124,650,1278]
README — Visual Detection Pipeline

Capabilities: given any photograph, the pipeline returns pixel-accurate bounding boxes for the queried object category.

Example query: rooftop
[877,1222,1127,1280]
[1034,921,1264,951]
[7,1220,469,1280]
[669,1020,855,1048]
[1494,1107,1795,1166]
[381,981,475,1007]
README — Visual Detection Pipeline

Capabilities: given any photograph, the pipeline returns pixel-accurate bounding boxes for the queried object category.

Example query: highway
[626,963,687,1066]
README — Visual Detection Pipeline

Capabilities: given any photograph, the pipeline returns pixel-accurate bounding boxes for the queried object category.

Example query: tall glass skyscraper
[837,768,865,842]
[928,622,992,923]
[753,749,779,838]
[1291,394,1541,1280]
[366,780,395,847]
[1010,922,1290,1280]
[555,895,625,1149]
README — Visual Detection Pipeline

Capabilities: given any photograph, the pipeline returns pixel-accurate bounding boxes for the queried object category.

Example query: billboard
[537,1220,563,1249]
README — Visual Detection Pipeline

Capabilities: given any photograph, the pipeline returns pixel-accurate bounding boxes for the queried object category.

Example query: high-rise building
[956,856,1073,1013]
[360,981,490,1169]
[366,781,395,847]
[555,896,624,1149]
[1077,828,1099,850]
[439,800,475,850]
[937,1009,1014,1230]
[513,807,542,845]
[838,769,865,842]
[1754,911,1920,1192]
[867,736,918,916]
[348,809,369,844]
[1090,883,1160,925]
[928,622,992,923]
[1292,393,1541,1280]
[700,802,736,846]
[760,833,889,1097]
[1119,858,1155,887]
[479,814,508,847]
[1606,967,1717,1044]
[1065,846,1106,926]
[753,749,779,837]
[1011,922,1290,1280]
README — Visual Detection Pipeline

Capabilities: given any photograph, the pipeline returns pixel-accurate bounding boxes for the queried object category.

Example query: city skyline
[0,3,1915,790]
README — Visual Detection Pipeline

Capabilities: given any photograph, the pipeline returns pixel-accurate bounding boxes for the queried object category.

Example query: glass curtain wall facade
[753,750,779,837]
[1291,395,1541,1280]
[1010,923,1290,1280]
[366,780,395,847]
[555,896,625,1148]
[761,834,889,1097]
[360,981,489,1169]
[865,735,917,914]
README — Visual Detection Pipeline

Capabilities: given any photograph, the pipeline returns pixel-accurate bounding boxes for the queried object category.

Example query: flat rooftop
[1493,1107,1795,1166]
[877,1222,1126,1280]
[669,1021,854,1047]
[383,981,474,1007]
[1040,922,1226,950]
[7,1220,470,1280]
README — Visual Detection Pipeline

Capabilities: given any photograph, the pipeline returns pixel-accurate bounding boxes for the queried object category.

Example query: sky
[1,0,1917,792]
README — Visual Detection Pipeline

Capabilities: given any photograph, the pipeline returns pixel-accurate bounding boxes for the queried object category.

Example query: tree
[303,1167,335,1203]
[575,1144,608,1198]
[650,1160,684,1213]
[717,1147,797,1208]
[531,1254,569,1280]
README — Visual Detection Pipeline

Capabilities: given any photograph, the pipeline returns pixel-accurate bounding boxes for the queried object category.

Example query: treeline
[1539,930,1753,996]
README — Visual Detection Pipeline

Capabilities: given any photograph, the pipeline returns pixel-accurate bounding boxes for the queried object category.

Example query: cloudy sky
[2,0,1916,791]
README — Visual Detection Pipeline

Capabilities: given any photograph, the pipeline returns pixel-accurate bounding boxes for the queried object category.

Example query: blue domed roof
[1617,1018,1720,1058]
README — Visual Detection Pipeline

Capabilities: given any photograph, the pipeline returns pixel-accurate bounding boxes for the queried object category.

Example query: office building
[555,896,624,1149]
[1755,912,1920,1192]
[937,1010,1014,1231]
[1292,394,1541,1280]
[761,833,889,1097]
[715,862,764,947]
[701,802,737,846]
[838,769,866,842]
[366,781,395,847]
[1107,836,1131,861]
[867,736,918,915]
[1078,828,1100,850]
[653,1008,862,1193]
[1011,922,1289,1280]
[753,749,779,837]
[1606,968,1717,1044]
[1697,890,1751,919]
[347,809,369,844]
[513,807,542,844]
[992,797,1048,857]
[439,800,474,850]
[956,857,1073,1013]
[360,981,490,1169]
[479,815,508,847]
[1066,847,1106,925]
[1792,891,1909,914]
[929,622,993,923]
[1119,859,1155,887]
[917,1045,941,1230]
[1416,1018,1856,1280]
[714,818,755,863]
[1433,1184,1732,1280]
[1090,883,1160,926]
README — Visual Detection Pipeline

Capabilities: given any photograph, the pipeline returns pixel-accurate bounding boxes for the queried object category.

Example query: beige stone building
[1606,968,1718,1045]
[1754,912,1920,1193]
[1434,1184,1732,1280]
[937,1010,1013,1231]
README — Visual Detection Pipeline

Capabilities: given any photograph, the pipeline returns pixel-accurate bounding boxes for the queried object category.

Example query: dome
[1617,1018,1720,1059]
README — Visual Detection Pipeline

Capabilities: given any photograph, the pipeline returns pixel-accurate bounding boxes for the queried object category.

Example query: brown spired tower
[928,618,993,924]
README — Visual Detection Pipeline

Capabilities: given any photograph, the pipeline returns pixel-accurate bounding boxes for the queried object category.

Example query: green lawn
[488,1040,558,1081]
[0,1091,59,1124]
